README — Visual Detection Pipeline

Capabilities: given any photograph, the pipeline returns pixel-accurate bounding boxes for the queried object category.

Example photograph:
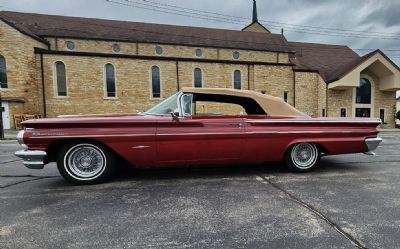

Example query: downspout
[326,85,328,117]
[247,64,250,90]
[40,53,47,117]
[293,70,296,107]
[176,61,180,91]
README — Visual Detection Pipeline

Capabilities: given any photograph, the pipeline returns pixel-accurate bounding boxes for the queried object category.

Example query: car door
[156,94,246,166]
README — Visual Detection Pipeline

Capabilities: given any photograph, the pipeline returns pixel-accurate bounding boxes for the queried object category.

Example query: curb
[0,140,18,143]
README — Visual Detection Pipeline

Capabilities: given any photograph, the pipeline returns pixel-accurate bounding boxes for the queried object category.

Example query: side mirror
[169,111,180,121]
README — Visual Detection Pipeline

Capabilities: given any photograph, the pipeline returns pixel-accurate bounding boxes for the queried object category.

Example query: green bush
[396,110,400,120]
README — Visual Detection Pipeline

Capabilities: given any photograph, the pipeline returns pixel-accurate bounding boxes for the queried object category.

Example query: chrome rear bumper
[364,137,383,155]
[14,150,47,169]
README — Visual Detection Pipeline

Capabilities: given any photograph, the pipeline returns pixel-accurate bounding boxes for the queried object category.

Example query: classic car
[15,88,382,184]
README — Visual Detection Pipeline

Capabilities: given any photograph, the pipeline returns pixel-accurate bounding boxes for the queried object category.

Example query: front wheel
[57,142,116,185]
[284,143,321,172]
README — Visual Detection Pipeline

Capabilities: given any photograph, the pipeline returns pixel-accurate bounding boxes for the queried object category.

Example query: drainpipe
[293,70,296,107]
[40,53,47,117]
[0,89,4,139]
[176,61,180,91]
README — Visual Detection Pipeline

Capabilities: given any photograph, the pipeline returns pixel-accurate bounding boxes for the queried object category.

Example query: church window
[55,61,67,96]
[151,66,161,98]
[194,68,202,88]
[0,55,7,88]
[105,63,116,97]
[66,41,75,50]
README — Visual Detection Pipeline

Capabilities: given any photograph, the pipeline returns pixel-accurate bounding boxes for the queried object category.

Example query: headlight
[17,130,25,146]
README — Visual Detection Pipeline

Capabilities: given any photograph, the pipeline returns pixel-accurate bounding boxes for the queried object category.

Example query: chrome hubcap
[64,144,106,179]
[291,143,318,169]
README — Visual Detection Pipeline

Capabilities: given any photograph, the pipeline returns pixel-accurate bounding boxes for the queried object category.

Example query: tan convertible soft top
[181,87,307,117]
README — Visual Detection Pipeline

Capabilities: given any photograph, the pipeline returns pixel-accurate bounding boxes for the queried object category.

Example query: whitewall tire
[57,142,116,184]
[285,143,321,172]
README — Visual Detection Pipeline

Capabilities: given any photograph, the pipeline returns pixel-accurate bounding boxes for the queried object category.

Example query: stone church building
[1,2,400,129]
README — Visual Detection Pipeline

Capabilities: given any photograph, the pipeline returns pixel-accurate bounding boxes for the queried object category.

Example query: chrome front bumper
[14,150,47,169]
[364,137,383,155]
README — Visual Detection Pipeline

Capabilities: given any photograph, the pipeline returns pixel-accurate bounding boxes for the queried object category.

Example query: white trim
[149,65,162,99]
[353,74,375,117]
[53,61,69,98]
[103,63,118,99]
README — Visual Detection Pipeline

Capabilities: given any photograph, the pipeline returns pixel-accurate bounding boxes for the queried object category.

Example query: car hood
[21,113,162,129]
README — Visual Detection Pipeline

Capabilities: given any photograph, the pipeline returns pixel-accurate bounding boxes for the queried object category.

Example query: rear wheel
[285,143,321,172]
[57,142,116,185]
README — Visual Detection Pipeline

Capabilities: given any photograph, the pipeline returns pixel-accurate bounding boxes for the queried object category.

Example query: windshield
[145,93,179,115]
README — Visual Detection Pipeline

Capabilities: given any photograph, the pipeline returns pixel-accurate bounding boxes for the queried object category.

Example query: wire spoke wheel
[286,143,320,172]
[66,144,106,178]
[58,142,116,184]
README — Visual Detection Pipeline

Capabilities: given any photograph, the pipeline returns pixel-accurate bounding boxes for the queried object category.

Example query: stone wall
[40,54,293,117]
[0,21,48,128]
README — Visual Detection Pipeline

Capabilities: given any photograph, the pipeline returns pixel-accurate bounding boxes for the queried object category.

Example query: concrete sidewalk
[1,129,19,140]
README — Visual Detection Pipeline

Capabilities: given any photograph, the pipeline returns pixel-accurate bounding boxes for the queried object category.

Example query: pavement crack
[0,159,22,164]
[0,176,58,189]
[257,175,367,249]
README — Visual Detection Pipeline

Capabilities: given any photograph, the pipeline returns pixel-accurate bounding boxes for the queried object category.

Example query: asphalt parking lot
[1,132,400,249]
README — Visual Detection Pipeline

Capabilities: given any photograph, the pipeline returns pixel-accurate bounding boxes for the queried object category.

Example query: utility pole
[0,89,4,140]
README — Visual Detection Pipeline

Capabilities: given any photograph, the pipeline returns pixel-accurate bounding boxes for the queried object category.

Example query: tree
[396,110,400,120]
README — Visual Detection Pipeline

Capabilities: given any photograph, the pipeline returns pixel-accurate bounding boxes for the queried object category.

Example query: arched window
[105,64,116,97]
[356,78,371,104]
[151,66,161,98]
[55,61,67,96]
[233,70,241,89]
[0,55,7,88]
[194,68,202,88]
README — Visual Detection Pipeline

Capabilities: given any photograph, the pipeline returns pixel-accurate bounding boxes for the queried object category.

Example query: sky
[1,0,399,66]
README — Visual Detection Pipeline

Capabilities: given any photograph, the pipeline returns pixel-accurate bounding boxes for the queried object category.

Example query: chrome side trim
[365,137,383,152]
[247,120,381,124]
[14,150,47,169]
[31,133,155,139]
[30,130,377,139]
[131,145,150,149]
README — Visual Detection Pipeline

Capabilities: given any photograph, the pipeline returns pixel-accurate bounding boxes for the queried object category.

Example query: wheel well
[286,142,328,157]
[46,139,123,163]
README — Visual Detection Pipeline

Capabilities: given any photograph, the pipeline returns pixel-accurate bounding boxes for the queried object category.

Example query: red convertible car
[15,88,382,184]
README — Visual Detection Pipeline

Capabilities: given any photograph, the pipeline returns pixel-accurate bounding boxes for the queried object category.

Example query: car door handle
[229,123,244,128]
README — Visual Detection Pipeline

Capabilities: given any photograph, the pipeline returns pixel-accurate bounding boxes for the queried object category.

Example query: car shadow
[113,156,368,182]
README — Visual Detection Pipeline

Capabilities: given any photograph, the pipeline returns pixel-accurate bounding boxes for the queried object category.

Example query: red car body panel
[21,114,380,168]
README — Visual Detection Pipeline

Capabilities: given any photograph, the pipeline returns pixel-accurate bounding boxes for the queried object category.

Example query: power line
[136,0,400,36]
[106,0,400,41]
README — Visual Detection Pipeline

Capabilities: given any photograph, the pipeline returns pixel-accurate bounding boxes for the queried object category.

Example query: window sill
[54,96,69,99]
[103,97,118,100]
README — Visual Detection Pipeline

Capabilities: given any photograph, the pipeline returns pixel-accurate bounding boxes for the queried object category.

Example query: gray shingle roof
[0,11,292,53]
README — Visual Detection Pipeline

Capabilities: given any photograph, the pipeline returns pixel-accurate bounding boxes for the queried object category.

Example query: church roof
[0,11,292,53]
[290,42,400,83]
[289,41,360,82]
